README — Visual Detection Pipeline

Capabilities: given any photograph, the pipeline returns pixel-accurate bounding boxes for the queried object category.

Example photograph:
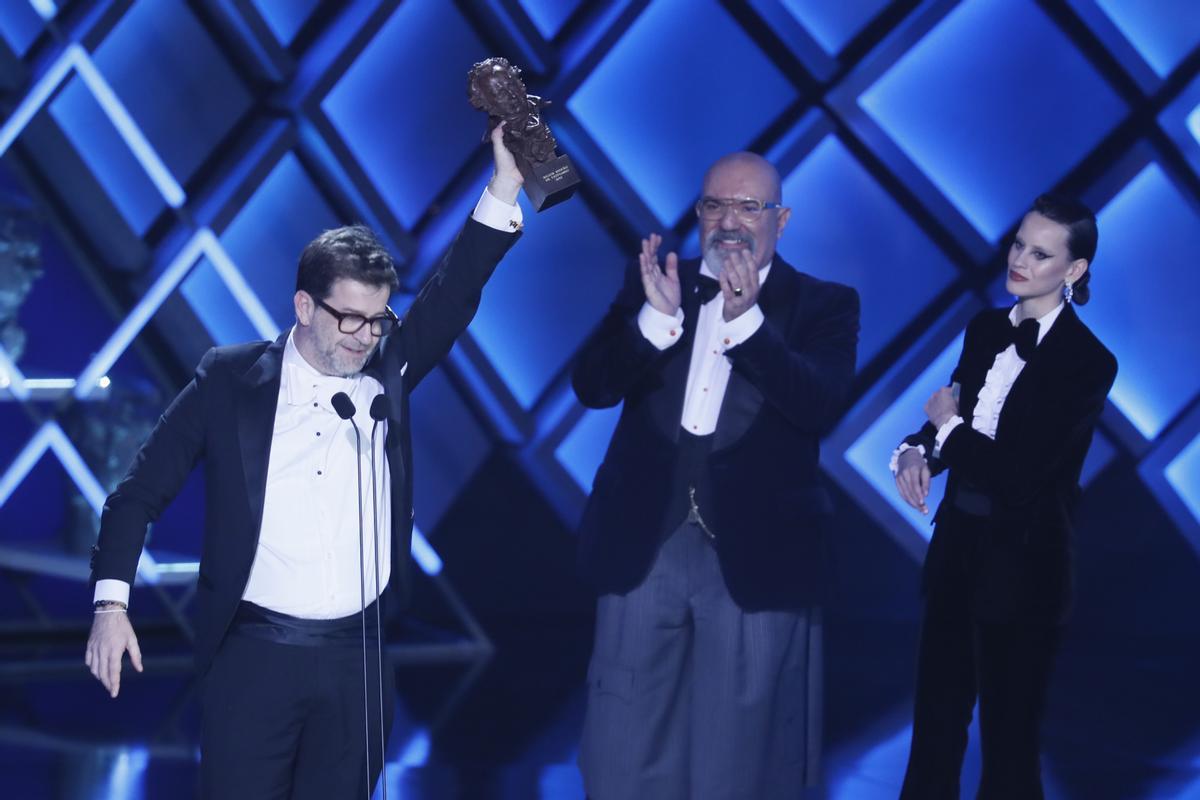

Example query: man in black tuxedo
[573,152,860,799]
[84,127,523,799]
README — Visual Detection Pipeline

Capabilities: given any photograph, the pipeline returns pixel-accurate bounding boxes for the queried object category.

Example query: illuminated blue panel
[49,77,165,234]
[322,0,487,228]
[859,0,1126,243]
[1089,161,1200,439]
[468,195,625,409]
[219,152,339,329]
[180,258,262,346]
[844,332,963,540]
[519,0,585,39]
[1159,73,1200,180]
[90,0,252,183]
[781,0,890,54]
[777,136,958,365]
[16,220,120,376]
[410,367,491,530]
[1080,429,1116,487]
[252,0,321,45]
[0,0,44,55]
[556,405,622,491]
[568,0,798,226]
[1166,433,1200,525]
[1095,0,1200,78]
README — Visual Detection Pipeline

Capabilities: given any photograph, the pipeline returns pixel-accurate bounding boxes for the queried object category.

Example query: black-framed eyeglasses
[316,299,399,337]
[695,196,785,222]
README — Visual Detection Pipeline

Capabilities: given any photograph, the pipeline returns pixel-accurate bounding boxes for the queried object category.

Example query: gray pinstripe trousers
[579,521,822,800]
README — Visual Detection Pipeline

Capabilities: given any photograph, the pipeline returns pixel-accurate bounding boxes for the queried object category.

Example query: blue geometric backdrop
[2,1,1200,798]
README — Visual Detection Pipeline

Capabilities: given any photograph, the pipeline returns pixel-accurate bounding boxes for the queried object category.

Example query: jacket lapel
[236,332,287,543]
[994,304,1079,442]
[712,261,795,451]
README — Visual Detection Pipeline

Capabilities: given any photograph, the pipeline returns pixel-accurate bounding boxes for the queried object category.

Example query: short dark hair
[295,224,399,301]
[1030,194,1097,305]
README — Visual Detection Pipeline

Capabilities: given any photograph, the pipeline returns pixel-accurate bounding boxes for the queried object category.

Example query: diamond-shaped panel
[0,0,45,56]
[252,0,322,46]
[1088,160,1200,440]
[568,0,799,226]
[49,75,166,235]
[777,135,958,365]
[410,367,491,532]
[519,0,586,40]
[217,152,339,329]
[781,0,891,55]
[555,405,621,492]
[1094,0,1200,78]
[844,331,963,541]
[467,195,625,410]
[91,0,252,185]
[321,0,489,229]
[1166,433,1200,526]
[859,0,1127,243]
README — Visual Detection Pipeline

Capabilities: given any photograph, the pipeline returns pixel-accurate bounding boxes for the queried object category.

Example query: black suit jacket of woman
[904,304,1117,624]
[89,219,518,675]
[572,257,860,611]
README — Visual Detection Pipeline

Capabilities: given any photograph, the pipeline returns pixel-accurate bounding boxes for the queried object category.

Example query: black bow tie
[696,275,721,305]
[990,316,1040,361]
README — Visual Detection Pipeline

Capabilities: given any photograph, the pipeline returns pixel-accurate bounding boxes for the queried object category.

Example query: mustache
[704,231,755,254]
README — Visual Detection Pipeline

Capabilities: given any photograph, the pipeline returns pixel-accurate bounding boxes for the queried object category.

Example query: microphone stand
[331,392,372,800]
[368,394,390,800]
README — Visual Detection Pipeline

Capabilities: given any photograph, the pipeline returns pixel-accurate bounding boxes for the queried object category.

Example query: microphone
[369,394,389,424]
[332,391,374,797]
[367,392,390,800]
[331,391,356,421]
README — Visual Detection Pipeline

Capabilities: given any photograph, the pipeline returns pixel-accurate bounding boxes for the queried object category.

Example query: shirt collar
[282,327,355,410]
[1007,302,1064,346]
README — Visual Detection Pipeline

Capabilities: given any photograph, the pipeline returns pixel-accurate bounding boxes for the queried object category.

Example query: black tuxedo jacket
[572,256,860,610]
[904,304,1117,624]
[90,219,518,674]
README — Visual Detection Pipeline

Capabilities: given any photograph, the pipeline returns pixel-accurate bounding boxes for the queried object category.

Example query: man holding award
[84,124,524,798]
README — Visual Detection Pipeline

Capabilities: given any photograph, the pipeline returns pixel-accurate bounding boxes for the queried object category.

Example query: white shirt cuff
[637,303,685,351]
[94,579,131,606]
[889,442,926,476]
[719,304,765,351]
[471,187,522,232]
[932,415,964,457]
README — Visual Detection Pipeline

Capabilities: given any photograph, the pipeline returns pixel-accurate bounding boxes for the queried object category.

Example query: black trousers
[199,608,395,800]
[900,606,1061,800]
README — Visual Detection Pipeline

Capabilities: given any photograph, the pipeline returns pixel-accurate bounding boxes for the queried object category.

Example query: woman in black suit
[892,194,1117,799]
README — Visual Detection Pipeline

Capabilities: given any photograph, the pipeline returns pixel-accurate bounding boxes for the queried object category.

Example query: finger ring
[733,286,744,297]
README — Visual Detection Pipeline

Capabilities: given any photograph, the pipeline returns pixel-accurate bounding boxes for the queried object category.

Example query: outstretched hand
[639,233,680,316]
[487,123,523,205]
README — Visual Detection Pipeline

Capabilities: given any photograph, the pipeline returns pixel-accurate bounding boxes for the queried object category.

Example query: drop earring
[1063,281,1074,304]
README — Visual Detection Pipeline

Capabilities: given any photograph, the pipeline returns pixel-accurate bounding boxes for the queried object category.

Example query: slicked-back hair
[1030,193,1098,305]
[295,224,399,301]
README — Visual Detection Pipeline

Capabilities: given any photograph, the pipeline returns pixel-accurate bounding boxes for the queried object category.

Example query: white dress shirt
[889,302,1064,473]
[95,187,521,610]
[241,331,391,617]
[637,260,769,435]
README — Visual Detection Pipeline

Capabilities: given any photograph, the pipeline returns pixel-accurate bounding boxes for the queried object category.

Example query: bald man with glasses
[573,152,860,798]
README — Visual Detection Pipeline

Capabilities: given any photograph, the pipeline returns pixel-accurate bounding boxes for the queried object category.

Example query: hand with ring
[719,248,759,321]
